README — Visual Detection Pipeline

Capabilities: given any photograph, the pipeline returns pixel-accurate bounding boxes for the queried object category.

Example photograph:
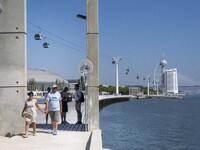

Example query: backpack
[80,92,85,103]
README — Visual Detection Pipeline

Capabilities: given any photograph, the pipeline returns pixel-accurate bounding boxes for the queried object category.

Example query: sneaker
[23,134,28,138]
[64,121,69,124]
[53,130,57,135]
[33,133,36,136]
[75,121,82,124]
[51,129,55,134]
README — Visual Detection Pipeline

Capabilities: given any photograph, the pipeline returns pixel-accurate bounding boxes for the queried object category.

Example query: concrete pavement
[0,100,104,150]
[0,131,92,150]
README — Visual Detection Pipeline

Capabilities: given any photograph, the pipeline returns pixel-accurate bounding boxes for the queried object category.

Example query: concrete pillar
[86,0,99,131]
[0,0,26,136]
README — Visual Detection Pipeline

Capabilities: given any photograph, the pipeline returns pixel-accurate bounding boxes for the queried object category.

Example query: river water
[100,94,200,150]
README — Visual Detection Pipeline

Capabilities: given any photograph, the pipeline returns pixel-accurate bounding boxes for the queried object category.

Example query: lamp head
[76,14,86,20]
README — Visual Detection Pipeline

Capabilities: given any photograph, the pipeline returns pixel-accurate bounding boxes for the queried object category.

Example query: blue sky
[27,0,200,86]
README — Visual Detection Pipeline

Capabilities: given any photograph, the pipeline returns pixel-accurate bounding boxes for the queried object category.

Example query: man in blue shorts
[45,84,62,135]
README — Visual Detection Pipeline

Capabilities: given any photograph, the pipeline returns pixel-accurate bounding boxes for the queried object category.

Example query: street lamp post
[112,57,122,95]
[156,80,159,96]
[147,79,150,95]
[145,75,150,96]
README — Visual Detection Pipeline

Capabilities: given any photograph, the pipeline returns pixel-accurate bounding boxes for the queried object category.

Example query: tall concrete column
[86,0,99,131]
[0,0,26,136]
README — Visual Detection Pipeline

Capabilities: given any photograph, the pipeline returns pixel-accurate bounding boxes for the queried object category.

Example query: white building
[68,79,79,93]
[164,68,178,94]
[27,68,69,91]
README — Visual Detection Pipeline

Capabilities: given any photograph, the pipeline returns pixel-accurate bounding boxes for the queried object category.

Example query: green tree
[61,80,65,89]
[119,86,129,95]
[140,86,157,94]
[78,76,85,91]
[27,78,37,91]
[107,86,115,94]
[54,79,65,91]
[41,84,45,91]
[99,85,108,94]
[99,85,129,95]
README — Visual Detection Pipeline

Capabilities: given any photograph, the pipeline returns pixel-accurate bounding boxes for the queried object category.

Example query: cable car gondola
[43,42,50,48]
[34,33,42,40]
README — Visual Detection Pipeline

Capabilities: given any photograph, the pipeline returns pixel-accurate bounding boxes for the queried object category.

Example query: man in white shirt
[45,84,62,135]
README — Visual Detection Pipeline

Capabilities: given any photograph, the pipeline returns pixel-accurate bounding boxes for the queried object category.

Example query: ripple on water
[100,96,200,150]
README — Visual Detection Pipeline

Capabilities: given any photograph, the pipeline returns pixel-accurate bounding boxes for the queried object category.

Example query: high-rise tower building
[160,56,167,94]
[164,68,178,94]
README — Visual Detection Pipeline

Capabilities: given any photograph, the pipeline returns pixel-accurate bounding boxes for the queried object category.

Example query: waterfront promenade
[0,100,104,150]
[0,94,187,149]
[0,95,132,150]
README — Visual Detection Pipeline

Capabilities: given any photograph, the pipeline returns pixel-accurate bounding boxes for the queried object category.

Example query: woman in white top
[21,92,45,138]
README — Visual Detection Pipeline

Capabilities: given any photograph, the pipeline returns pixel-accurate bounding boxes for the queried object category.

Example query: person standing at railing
[74,84,82,124]
[60,87,71,124]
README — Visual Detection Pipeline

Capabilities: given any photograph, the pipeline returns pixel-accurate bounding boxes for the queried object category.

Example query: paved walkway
[0,101,92,150]
[0,131,92,150]
[36,100,86,132]
[0,95,130,150]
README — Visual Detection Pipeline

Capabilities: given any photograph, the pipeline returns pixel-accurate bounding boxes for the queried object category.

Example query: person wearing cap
[44,87,51,124]
[45,84,62,135]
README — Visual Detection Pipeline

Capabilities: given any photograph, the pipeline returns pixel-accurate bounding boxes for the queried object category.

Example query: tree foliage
[27,78,37,91]
[140,86,156,94]
[99,85,129,95]
[78,76,85,91]
[119,86,129,95]
[55,79,65,90]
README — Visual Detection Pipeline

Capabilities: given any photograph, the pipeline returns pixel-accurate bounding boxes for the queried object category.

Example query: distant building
[68,79,79,93]
[27,68,69,91]
[129,86,141,96]
[154,55,180,95]
[164,68,178,94]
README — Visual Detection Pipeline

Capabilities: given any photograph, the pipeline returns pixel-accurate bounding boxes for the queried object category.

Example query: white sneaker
[53,130,57,135]
[23,134,28,138]
[51,129,55,134]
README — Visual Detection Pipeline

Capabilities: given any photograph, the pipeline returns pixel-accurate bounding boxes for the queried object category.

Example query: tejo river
[100,94,200,150]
